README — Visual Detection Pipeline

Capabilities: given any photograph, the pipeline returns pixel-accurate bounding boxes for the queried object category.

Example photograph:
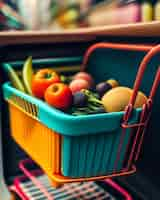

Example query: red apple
[45,83,72,110]
[69,79,90,94]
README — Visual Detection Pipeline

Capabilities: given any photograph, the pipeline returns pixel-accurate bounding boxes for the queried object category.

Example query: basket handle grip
[81,43,152,71]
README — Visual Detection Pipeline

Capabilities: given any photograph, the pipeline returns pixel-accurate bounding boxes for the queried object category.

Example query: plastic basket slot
[31,103,38,117]
[9,94,38,118]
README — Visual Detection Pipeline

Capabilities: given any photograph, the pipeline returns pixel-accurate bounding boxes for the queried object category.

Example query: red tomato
[32,69,60,98]
[44,83,72,110]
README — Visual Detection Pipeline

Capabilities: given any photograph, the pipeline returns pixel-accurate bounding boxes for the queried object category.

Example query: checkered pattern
[18,174,116,200]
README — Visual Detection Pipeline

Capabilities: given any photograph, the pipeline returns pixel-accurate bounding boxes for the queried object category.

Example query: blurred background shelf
[0,21,160,45]
[0,0,160,32]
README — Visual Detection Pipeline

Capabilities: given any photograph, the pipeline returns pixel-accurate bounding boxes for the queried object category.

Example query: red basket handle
[82,42,160,122]
[19,159,53,200]
[81,43,152,71]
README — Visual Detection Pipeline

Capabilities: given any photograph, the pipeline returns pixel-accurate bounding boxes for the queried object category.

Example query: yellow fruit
[102,87,147,112]
[107,79,119,88]
[134,91,148,108]
[22,56,33,95]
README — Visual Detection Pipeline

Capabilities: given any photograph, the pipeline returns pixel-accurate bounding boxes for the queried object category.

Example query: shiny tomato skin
[32,69,60,99]
[44,83,72,110]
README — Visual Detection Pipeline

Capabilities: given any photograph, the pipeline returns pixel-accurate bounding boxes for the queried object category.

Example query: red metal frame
[11,162,133,200]
[82,42,160,173]
[19,160,53,200]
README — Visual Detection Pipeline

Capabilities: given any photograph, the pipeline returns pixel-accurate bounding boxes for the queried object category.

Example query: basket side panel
[108,128,131,172]
[61,127,133,178]
[8,103,60,175]
[61,132,120,178]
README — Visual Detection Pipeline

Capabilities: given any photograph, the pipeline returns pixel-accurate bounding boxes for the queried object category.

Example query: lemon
[22,56,33,95]
[102,87,147,112]
[4,63,25,92]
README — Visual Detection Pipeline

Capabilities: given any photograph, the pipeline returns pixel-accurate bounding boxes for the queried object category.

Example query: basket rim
[3,82,142,136]
[3,82,142,119]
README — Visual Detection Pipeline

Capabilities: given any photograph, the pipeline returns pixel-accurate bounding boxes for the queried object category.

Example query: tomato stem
[44,73,52,79]
[52,85,59,93]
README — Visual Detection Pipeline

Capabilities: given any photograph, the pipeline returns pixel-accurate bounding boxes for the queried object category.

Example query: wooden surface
[0,21,160,45]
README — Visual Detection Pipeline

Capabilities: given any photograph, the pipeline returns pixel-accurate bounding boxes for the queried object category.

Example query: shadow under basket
[4,42,159,186]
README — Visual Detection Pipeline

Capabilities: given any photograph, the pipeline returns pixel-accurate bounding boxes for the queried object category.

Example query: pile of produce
[6,57,148,116]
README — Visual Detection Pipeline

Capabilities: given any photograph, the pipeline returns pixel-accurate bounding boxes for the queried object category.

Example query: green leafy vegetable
[68,89,106,116]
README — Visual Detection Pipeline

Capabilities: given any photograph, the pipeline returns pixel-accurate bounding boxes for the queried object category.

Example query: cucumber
[4,63,26,93]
